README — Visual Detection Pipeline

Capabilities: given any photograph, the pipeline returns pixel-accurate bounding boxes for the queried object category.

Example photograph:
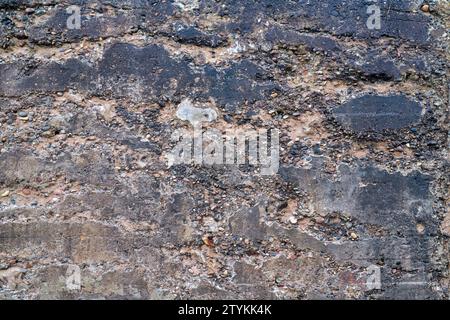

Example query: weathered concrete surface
[0,0,448,299]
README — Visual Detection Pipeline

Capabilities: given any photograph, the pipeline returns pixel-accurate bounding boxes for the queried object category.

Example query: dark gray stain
[0,43,277,110]
[170,24,228,48]
[333,95,422,133]
[203,0,430,43]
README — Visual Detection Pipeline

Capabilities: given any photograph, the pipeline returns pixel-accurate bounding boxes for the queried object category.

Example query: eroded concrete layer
[0,0,448,299]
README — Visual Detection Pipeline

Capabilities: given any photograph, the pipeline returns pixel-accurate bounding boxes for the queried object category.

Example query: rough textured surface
[0,0,448,300]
